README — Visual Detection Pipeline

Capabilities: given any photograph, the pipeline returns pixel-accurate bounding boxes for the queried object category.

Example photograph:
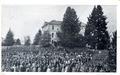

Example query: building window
[52,25,54,30]
[52,40,54,44]
[52,33,54,38]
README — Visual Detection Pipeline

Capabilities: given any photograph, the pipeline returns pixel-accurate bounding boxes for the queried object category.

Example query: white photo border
[0,0,120,75]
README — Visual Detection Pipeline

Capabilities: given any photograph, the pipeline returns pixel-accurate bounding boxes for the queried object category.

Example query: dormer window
[52,40,54,44]
[52,25,54,30]
[52,33,54,38]
[57,28,59,31]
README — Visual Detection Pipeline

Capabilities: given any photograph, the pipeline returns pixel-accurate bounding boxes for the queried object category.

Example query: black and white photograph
[1,5,117,72]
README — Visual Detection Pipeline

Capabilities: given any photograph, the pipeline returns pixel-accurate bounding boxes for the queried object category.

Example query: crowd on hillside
[2,46,109,72]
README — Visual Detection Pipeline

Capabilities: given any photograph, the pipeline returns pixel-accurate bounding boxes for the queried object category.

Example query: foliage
[84,6,97,49]
[108,31,117,72]
[24,36,31,46]
[14,38,21,45]
[4,29,15,46]
[85,5,110,49]
[40,31,51,47]
[57,7,81,48]
[112,31,117,49]
[33,29,42,45]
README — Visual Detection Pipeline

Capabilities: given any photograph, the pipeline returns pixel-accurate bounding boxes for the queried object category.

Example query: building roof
[42,20,62,28]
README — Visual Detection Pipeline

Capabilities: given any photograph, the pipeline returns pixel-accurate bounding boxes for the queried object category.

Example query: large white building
[42,20,86,44]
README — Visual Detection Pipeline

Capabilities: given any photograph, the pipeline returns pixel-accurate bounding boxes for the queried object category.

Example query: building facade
[42,20,62,44]
[42,20,85,44]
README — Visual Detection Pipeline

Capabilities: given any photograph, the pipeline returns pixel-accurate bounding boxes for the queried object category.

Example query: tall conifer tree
[95,5,110,49]
[4,29,15,46]
[85,6,97,49]
[109,31,117,72]
[85,5,110,49]
[57,7,80,48]
[33,29,42,45]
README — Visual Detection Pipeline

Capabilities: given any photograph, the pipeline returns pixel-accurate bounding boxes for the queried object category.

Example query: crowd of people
[2,46,109,72]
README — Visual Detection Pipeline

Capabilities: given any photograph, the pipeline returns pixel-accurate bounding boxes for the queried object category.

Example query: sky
[1,5,116,43]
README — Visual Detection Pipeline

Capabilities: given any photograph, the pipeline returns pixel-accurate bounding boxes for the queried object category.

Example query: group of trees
[2,29,21,46]
[33,30,51,47]
[2,28,51,47]
[57,5,116,50]
[2,29,14,46]
[2,5,117,50]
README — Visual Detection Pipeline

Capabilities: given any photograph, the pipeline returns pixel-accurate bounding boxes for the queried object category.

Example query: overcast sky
[1,5,116,43]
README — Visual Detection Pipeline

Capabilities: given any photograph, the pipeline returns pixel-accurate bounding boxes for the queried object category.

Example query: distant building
[42,20,86,44]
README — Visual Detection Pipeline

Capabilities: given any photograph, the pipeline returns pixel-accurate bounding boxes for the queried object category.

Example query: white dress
[65,66,68,72]
[47,68,51,72]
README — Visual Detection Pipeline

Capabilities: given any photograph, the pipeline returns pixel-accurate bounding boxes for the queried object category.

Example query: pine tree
[112,31,117,49]
[24,36,31,46]
[4,29,15,46]
[57,7,80,48]
[85,6,97,49]
[85,5,110,49]
[109,31,117,72]
[95,5,110,49]
[33,29,42,45]
[40,31,51,47]
[15,38,21,45]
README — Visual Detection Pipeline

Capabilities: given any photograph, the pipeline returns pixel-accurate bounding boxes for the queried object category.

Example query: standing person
[72,67,76,72]
[42,62,47,72]
[1,65,5,72]
[65,65,69,72]
[38,66,41,72]
[16,65,20,72]
[26,67,30,72]
[10,67,14,72]
[14,65,17,72]
[20,64,26,72]
[47,66,51,72]
[61,64,65,72]
[11,65,16,72]
[31,62,36,72]
[80,65,85,72]
[67,62,75,72]
[50,67,54,72]
[32,67,36,72]
[56,65,61,72]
